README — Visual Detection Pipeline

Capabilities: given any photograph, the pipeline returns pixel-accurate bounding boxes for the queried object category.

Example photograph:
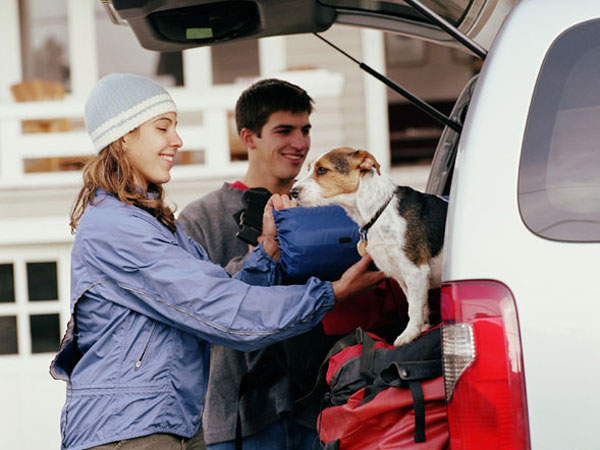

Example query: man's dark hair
[235,78,314,137]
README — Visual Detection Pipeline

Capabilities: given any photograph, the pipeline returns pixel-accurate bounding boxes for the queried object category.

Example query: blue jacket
[50,189,335,450]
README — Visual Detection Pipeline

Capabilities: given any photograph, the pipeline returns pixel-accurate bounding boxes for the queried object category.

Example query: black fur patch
[395,186,447,263]
[326,152,352,174]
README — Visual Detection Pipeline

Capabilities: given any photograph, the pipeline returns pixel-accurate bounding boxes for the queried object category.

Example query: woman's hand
[331,255,387,302]
[259,194,297,260]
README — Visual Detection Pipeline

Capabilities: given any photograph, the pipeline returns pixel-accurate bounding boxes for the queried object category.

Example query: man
[179,79,328,450]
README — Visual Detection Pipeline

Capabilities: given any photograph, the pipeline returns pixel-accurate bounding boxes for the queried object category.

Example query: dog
[290,147,447,346]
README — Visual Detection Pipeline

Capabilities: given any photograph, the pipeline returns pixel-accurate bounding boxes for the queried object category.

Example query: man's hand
[259,194,297,260]
[332,255,386,302]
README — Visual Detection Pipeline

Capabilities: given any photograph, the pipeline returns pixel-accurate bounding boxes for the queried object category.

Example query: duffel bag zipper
[134,323,157,371]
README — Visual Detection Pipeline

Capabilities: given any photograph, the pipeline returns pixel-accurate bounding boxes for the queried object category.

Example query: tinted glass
[27,261,59,301]
[319,0,474,26]
[30,313,61,354]
[0,264,15,303]
[0,316,18,355]
[519,20,600,242]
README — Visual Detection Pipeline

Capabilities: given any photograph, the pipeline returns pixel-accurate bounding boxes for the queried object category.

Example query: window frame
[0,247,70,358]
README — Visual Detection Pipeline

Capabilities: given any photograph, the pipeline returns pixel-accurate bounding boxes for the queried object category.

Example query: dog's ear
[354,150,381,175]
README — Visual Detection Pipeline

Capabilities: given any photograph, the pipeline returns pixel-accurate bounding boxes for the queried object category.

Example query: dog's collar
[359,192,395,239]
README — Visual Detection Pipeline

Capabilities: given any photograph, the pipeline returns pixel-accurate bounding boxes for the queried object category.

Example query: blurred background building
[0,1,478,448]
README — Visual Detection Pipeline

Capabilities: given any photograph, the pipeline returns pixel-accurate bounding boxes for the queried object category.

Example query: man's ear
[355,150,381,175]
[240,128,257,150]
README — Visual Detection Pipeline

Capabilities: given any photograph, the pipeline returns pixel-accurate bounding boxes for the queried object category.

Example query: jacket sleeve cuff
[322,280,336,308]
[234,243,282,286]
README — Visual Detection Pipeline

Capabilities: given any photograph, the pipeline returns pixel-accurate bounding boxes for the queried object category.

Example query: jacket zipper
[134,323,157,371]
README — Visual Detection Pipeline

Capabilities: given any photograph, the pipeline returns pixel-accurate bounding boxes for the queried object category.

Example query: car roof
[104,0,519,52]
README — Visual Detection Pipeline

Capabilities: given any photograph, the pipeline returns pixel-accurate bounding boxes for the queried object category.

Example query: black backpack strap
[361,359,442,404]
[358,329,376,384]
[296,328,369,405]
[408,380,426,443]
[327,328,368,359]
[361,359,442,443]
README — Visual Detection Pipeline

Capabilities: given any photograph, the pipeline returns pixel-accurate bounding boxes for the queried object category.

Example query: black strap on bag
[357,329,442,443]
[358,330,376,386]
[296,328,368,407]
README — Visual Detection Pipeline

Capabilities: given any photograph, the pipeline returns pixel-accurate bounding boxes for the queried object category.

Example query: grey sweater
[178,183,332,444]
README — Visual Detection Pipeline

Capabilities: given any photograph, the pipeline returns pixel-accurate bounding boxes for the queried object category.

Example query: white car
[105,1,600,448]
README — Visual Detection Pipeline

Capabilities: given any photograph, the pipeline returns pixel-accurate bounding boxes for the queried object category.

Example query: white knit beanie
[84,73,177,152]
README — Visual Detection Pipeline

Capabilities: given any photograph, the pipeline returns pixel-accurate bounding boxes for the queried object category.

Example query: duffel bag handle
[296,328,374,405]
[361,359,442,443]
[358,328,377,384]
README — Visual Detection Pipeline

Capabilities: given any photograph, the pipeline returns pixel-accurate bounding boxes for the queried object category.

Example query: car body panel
[445,1,600,447]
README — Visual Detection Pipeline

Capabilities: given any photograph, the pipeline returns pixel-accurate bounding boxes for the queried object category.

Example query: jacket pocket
[134,322,157,371]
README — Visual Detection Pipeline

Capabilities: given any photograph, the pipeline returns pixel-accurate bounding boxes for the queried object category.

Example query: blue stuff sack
[273,205,361,283]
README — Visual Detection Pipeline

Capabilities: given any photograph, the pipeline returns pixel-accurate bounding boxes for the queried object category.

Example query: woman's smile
[160,153,175,167]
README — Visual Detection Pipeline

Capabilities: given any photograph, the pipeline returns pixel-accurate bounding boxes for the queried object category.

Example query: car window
[426,75,478,196]
[319,0,474,26]
[519,19,600,242]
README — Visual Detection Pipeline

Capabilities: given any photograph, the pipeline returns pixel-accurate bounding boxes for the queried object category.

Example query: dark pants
[88,431,206,450]
[206,418,319,450]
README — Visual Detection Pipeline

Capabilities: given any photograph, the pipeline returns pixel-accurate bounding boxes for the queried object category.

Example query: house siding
[286,26,369,152]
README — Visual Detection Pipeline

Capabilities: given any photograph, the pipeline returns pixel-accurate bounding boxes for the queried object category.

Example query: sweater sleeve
[178,201,210,250]
[75,210,335,352]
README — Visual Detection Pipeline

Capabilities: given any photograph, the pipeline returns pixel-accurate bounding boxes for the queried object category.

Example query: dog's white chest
[362,214,408,274]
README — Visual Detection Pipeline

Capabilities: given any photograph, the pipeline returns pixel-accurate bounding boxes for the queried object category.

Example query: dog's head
[290,147,380,207]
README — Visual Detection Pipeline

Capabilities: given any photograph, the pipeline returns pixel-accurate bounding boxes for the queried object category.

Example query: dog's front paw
[393,326,421,346]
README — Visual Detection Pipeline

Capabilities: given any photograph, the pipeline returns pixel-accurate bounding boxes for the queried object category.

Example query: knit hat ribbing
[84,73,177,152]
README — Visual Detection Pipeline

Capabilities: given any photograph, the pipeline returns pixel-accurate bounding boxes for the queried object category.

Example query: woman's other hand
[331,255,386,302]
[259,194,297,260]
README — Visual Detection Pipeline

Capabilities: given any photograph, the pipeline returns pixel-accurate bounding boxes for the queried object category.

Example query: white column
[0,121,23,184]
[0,0,22,102]
[203,109,230,170]
[259,36,287,76]
[14,257,31,358]
[361,30,390,170]
[183,47,213,91]
[67,0,98,98]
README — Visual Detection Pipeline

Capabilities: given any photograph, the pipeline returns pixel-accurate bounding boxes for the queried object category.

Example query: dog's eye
[316,167,329,175]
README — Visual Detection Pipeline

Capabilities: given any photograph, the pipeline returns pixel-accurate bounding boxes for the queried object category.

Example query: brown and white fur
[290,147,447,346]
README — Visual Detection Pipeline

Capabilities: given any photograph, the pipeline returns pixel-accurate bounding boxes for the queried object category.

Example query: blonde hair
[70,138,176,234]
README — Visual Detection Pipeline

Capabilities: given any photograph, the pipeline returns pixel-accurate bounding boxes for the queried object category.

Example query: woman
[50,73,384,450]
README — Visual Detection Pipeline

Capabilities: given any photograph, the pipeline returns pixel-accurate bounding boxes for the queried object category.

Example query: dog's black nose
[289,187,299,199]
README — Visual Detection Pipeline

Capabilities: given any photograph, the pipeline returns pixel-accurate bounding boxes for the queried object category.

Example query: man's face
[248,110,311,183]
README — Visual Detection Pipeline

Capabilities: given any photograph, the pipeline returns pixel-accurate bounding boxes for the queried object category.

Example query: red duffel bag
[317,327,449,449]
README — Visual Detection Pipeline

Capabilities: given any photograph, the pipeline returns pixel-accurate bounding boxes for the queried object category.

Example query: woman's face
[122,112,182,190]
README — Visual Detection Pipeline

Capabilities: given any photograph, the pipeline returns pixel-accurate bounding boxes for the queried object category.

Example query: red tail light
[441,280,530,450]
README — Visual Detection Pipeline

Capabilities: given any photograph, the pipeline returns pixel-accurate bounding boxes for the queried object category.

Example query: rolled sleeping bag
[273,205,361,283]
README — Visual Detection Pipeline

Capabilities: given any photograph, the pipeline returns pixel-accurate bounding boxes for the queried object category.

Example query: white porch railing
[0,69,344,190]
